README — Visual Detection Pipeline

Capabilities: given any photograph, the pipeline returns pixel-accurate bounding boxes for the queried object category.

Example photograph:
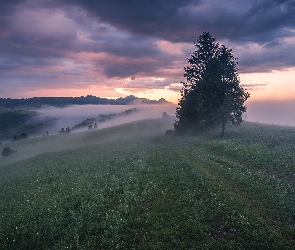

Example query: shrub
[2,147,17,157]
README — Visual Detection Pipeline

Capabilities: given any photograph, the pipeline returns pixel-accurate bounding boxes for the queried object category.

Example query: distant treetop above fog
[0,95,173,109]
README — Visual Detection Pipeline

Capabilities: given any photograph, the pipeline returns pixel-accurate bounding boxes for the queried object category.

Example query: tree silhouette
[174,32,250,136]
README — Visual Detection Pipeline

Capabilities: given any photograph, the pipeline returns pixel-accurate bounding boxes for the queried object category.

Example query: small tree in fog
[174,32,250,136]
[2,147,17,157]
[162,112,168,118]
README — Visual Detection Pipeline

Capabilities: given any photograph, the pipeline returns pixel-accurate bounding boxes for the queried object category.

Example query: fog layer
[245,100,295,126]
[35,104,177,134]
[34,101,295,134]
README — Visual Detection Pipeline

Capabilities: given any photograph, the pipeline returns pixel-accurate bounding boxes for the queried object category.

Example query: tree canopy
[174,32,250,136]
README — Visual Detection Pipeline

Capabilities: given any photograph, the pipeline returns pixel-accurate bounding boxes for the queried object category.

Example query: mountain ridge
[0,95,173,109]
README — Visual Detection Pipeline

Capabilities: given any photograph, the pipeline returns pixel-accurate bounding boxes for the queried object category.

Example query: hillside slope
[1,118,295,249]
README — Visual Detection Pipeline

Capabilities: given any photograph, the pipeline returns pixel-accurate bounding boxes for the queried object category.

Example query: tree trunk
[221,120,225,136]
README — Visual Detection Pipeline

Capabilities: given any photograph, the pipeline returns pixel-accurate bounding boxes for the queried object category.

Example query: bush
[2,147,17,157]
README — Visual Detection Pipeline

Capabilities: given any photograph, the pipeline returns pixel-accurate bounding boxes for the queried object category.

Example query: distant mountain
[127,96,172,105]
[0,95,173,109]
[0,96,173,141]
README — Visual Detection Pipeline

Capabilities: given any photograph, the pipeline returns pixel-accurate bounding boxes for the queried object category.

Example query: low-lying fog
[244,100,295,127]
[34,100,295,136]
[2,101,294,166]
[34,104,177,134]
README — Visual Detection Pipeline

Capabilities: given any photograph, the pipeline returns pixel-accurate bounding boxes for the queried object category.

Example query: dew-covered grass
[0,119,295,249]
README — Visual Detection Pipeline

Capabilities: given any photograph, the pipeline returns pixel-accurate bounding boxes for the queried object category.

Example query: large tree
[174,32,250,136]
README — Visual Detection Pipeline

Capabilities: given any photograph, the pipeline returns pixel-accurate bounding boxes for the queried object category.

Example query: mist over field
[3,100,293,166]
[1,115,295,248]
[34,104,177,134]
[2,101,295,249]
[244,100,295,127]
[34,100,295,135]
[16,100,295,140]
[2,99,295,147]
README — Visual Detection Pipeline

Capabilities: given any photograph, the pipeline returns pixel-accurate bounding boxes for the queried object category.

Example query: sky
[0,0,295,104]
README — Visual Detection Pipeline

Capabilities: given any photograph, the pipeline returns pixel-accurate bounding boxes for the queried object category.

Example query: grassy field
[0,117,295,249]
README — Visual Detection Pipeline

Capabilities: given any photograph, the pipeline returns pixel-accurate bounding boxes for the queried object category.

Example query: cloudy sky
[0,0,295,103]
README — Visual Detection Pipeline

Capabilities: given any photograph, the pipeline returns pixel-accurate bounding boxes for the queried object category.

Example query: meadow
[0,117,294,249]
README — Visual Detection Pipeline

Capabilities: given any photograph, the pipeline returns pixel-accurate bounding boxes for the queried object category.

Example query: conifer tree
[174,32,250,136]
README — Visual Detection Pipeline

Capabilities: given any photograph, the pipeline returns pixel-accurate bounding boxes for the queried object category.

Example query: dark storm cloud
[58,0,196,41]
[237,40,295,73]
[57,0,295,43]
[0,33,69,59]
[262,40,284,49]
[0,0,184,80]
[0,1,25,14]
[51,0,295,74]
[0,0,295,97]
[102,58,162,78]
[238,0,295,41]
[0,0,25,37]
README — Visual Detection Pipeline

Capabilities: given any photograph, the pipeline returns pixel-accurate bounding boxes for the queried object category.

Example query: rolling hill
[0,118,295,249]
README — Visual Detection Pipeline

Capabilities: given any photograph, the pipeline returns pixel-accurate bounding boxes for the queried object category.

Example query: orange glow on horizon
[240,67,295,102]
[2,86,179,104]
[1,68,294,106]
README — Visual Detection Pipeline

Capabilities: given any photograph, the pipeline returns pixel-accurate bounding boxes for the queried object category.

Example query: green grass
[0,118,295,249]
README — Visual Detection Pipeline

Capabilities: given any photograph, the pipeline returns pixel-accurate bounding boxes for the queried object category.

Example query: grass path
[173,145,294,248]
[0,118,295,249]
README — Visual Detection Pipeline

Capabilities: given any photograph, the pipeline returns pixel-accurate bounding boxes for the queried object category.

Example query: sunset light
[0,0,294,104]
[1,2,295,248]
